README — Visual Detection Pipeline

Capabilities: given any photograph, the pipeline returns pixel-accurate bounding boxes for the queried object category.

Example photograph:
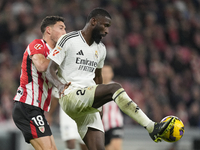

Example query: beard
[92,26,102,44]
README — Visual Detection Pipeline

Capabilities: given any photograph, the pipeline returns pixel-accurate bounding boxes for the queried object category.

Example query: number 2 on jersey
[76,89,86,95]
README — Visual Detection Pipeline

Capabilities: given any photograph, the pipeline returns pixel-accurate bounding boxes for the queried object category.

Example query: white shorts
[59,85,104,139]
[59,106,84,143]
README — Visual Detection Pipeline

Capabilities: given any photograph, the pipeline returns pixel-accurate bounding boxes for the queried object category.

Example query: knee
[47,145,57,150]
[110,83,122,93]
[41,145,57,150]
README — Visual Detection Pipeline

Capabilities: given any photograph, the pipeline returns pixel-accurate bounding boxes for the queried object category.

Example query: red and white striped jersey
[14,39,52,111]
[102,101,124,131]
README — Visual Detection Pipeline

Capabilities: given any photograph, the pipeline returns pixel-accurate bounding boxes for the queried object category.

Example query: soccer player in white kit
[46,8,176,150]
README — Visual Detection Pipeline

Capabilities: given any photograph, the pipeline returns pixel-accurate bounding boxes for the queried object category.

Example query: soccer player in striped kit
[102,64,124,150]
[12,16,66,150]
[46,8,176,150]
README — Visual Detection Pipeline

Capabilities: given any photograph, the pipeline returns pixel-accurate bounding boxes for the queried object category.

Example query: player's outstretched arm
[46,60,71,97]
[31,54,50,72]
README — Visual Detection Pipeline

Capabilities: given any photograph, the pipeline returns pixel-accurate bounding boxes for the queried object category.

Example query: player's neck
[43,37,56,49]
[81,28,94,46]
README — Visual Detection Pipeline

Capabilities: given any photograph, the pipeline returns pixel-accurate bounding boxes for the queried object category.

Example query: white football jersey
[48,31,106,94]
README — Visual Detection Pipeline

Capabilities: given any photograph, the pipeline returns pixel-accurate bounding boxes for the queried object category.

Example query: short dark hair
[40,16,65,33]
[87,8,111,22]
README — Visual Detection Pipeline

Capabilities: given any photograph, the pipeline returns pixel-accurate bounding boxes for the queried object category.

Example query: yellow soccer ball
[161,116,185,142]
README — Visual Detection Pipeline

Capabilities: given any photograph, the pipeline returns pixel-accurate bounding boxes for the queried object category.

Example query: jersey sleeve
[28,39,45,56]
[97,43,106,69]
[48,34,68,65]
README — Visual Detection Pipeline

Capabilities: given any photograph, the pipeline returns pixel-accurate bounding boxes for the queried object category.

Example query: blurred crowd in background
[0,0,200,128]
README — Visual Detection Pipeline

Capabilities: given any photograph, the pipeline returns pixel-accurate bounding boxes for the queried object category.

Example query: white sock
[113,88,155,133]
[146,121,155,133]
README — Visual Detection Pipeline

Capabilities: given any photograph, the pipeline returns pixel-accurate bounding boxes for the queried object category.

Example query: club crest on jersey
[95,50,98,58]
[39,126,45,133]
[34,44,43,50]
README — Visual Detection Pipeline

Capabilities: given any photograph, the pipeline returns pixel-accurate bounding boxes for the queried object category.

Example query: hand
[58,82,71,98]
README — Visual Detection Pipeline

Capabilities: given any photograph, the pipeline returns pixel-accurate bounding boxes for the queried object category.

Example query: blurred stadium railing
[1,121,200,150]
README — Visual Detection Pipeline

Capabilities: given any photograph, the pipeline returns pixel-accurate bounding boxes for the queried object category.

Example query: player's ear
[46,26,51,34]
[90,17,97,26]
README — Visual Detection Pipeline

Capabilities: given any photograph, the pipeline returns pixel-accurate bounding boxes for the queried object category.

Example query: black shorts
[104,127,124,146]
[12,101,52,143]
